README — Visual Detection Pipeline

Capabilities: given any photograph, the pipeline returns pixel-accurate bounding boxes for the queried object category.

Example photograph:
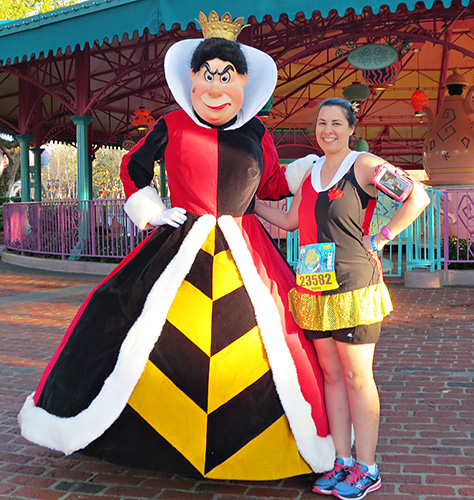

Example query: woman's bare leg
[313,337,352,458]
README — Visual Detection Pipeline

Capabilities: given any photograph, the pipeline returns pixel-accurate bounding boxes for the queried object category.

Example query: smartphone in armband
[372,162,413,202]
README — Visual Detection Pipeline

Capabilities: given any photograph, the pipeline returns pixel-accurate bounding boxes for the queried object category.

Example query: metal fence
[3,199,148,260]
[286,189,444,277]
[2,198,285,261]
[3,188,474,272]
[442,188,474,269]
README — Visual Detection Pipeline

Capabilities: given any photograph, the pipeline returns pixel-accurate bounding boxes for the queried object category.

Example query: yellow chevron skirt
[19,217,334,479]
[124,225,311,479]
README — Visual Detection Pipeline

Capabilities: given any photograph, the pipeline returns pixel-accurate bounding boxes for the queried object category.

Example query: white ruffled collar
[311,151,361,192]
[164,39,277,130]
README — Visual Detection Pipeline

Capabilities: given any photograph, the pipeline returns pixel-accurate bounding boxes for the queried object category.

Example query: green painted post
[71,115,93,201]
[69,116,93,260]
[31,147,43,201]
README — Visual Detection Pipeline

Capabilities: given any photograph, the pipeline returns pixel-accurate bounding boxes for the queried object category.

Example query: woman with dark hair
[256,97,430,498]
[19,15,335,480]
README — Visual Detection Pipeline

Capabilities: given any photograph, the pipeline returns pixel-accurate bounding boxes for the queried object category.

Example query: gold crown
[197,11,248,41]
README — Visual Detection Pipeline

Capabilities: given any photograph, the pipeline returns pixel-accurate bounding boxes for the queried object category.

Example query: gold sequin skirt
[288,283,393,331]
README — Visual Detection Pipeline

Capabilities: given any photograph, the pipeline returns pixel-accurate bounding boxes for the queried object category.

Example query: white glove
[149,207,187,228]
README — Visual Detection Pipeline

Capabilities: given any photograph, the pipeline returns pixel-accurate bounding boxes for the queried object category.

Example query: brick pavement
[0,256,473,500]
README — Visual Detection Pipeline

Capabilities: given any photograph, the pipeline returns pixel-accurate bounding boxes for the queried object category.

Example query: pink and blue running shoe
[312,457,353,495]
[332,461,381,499]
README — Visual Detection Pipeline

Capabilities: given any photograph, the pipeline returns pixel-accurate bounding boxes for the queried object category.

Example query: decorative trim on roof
[0,0,467,66]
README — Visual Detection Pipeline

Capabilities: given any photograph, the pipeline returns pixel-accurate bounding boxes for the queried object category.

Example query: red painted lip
[206,103,231,110]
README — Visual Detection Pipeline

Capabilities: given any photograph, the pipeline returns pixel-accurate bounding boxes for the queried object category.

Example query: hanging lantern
[410,88,429,116]
[342,81,370,105]
[131,106,154,132]
[362,60,401,89]
[354,137,369,152]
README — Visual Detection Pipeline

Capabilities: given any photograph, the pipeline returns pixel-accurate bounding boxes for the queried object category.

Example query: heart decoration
[328,187,344,201]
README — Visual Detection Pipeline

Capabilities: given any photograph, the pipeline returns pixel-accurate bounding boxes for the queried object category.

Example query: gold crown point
[196,11,248,41]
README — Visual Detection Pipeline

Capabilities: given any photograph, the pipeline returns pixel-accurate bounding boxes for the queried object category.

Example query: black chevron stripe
[184,248,213,299]
[211,285,258,356]
[214,226,229,254]
[83,404,202,477]
[204,371,284,474]
[149,320,210,412]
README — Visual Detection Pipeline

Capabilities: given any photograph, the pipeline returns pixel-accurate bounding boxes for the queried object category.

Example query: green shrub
[447,236,474,269]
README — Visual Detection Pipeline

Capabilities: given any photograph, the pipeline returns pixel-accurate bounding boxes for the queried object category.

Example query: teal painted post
[31,147,43,201]
[405,188,441,272]
[285,197,299,269]
[69,116,92,260]
[16,134,33,202]
[71,115,93,201]
[434,189,443,270]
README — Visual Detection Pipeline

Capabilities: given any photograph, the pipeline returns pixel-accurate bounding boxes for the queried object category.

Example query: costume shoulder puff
[285,154,320,194]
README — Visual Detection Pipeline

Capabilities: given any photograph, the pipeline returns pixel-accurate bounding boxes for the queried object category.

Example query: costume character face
[190,58,248,126]
[316,105,356,154]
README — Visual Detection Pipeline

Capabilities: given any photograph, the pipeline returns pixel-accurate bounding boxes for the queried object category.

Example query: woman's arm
[370,179,430,249]
[255,169,309,231]
[355,153,431,251]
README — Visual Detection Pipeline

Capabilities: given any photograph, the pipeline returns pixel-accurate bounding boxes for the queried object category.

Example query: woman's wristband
[370,234,377,251]
[381,226,395,241]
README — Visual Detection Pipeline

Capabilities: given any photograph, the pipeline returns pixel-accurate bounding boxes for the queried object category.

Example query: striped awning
[0,0,468,65]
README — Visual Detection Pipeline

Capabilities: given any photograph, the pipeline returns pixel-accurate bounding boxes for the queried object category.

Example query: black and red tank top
[298,160,383,295]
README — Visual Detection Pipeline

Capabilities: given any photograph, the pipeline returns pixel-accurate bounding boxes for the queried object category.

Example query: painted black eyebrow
[202,62,235,75]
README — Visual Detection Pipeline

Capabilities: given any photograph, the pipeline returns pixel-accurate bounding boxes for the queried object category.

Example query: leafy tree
[42,143,78,199]
[41,143,126,199]
[0,137,20,198]
[0,0,84,20]
[92,147,126,199]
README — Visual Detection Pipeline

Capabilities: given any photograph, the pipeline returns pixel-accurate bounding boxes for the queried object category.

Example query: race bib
[296,242,339,292]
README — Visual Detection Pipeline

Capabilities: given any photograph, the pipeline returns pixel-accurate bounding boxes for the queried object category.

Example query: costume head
[164,11,277,130]
[189,38,248,126]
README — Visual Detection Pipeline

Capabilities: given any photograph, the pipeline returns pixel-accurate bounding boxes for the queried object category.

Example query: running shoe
[333,461,381,499]
[312,457,353,495]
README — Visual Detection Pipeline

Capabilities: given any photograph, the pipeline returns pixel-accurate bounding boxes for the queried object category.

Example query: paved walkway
[0,256,473,500]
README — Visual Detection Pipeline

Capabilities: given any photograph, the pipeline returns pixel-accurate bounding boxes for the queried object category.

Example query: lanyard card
[296,242,339,292]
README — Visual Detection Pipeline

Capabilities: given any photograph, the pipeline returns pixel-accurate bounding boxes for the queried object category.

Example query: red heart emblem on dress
[328,187,344,201]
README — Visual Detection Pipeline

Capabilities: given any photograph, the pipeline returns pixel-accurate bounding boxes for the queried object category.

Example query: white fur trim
[218,216,335,473]
[311,151,361,192]
[123,186,165,230]
[18,215,216,455]
[285,154,320,194]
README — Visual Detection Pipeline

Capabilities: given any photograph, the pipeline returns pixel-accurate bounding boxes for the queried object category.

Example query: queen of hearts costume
[18,15,335,480]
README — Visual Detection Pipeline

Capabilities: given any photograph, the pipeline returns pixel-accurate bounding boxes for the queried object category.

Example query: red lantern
[363,60,401,89]
[410,88,429,116]
[131,107,154,131]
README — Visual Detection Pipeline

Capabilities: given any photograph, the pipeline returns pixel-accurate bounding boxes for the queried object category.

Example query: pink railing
[3,199,149,260]
[3,198,286,261]
[442,188,474,269]
[4,190,473,270]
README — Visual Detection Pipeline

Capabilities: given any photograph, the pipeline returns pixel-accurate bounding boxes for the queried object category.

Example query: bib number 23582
[296,242,339,292]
